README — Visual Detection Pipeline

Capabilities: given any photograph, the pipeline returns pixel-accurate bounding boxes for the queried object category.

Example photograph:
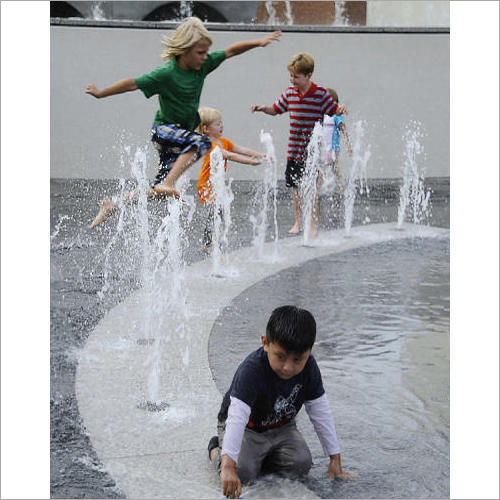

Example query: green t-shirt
[135,50,226,130]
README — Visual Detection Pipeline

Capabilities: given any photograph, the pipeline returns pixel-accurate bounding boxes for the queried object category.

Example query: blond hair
[161,17,212,60]
[326,88,339,102]
[196,107,223,134]
[287,53,314,75]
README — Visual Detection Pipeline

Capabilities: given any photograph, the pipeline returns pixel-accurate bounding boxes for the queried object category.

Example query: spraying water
[90,1,105,20]
[97,145,148,301]
[284,1,293,25]
[263,0,293,25]
[264,0,278,24]
[333,0,348,25]
[144,183,194,407]
[397,120,431,228]
[250,131,280,260]
[208,146,236,277]
[93,145,196,409]
[344,120,371,235]
[179,1,193,19]
[50,215,70,241]
[300,122,324,245]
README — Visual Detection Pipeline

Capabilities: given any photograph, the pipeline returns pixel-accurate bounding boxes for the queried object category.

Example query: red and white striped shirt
[273,82,337,161]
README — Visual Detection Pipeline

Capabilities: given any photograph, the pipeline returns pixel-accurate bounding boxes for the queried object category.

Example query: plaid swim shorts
[151,124,212,186]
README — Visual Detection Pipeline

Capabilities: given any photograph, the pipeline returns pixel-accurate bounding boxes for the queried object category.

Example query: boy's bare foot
[288,223,301,234]
[90,199,117,229]
[209,446,219,462]
[309,225,318,238]
[153,183,180,199]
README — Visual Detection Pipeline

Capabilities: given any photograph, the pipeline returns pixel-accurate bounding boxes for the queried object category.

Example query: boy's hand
[328,454,358,480]
[85,84,101,98]
[258,30,282,46]
[221,456,242,499]
[251,104,265,113]
[249,157,263,165]
[336,104,348,115]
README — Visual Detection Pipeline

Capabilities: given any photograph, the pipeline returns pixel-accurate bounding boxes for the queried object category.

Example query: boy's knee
[293,446,313,475]
[236,462,260,484]
[273,445,312,477]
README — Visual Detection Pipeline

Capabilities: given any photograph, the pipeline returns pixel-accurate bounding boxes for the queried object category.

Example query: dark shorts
[285,158,306,188]
[151,124,211,186]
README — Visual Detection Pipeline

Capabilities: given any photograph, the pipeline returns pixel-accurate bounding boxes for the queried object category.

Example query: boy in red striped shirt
[251,53,347,236]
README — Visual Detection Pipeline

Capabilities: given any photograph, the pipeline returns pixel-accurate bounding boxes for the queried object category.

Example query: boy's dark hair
[266,305,316,353]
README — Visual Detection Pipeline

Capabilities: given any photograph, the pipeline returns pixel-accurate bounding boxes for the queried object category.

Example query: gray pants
[216,420,313,483]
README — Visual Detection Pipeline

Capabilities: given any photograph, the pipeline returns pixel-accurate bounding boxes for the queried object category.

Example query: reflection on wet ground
[51,178,449,498]
[209,238,449,498]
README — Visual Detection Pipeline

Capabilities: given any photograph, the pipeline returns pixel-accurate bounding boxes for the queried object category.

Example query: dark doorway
[50,1,83,18]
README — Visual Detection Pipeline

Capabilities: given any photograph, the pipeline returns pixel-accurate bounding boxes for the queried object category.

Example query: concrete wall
[51,25,449,180]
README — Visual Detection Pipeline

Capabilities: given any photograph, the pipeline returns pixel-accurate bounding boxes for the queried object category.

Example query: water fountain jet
[251,131,280,260]
[344,120,371,236]
[397,120,431,229]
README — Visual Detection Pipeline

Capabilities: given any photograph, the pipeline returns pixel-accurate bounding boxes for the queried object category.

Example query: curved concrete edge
[75,223,449,499]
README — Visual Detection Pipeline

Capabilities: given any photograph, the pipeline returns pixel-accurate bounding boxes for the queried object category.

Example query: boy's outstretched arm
[250,104,278,115]
[232,144,266,159]
[225,150,263,165]
[85,78,138,99]
[328,454,358,480]
[221,455,243,499]
[338,123,353,154]
[225,31,281,58]
[304,394,357,480]
[220,396,251,498]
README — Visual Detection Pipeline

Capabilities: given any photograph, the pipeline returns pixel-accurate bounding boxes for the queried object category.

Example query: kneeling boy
[208,305,355,498]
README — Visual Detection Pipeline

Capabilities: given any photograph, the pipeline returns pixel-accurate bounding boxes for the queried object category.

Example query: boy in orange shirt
[196,107,265,249]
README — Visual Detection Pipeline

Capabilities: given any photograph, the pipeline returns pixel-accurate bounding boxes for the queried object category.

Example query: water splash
[50,214,70,241]
[397,121,431,228]
[284,1,293,25]
[145,182,194,405]
[333,0,348,25]
[318,121,340,195]
[93,144,196,407]
[179,1,193,19]
[344,120,371,235]
[301,122,323,244]
[208,146,235,277]
[250,131,279,260]
[264,1,293,25]
[264,1,278,24]
[90,1,105,20]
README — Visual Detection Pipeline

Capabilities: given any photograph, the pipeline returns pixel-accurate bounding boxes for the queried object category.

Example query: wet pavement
[50,177,449,498]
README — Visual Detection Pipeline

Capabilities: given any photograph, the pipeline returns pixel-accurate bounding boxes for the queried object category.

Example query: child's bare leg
[154,150,198,199]
[289,188,302,234]
[91,187,156,229]
[90,198,118,229]
[90,151,197,228]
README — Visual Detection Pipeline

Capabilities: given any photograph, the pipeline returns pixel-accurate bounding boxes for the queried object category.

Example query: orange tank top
[197,137,234,203]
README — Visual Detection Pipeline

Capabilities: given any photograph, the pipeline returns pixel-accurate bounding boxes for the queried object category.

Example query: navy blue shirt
[218,347,325,431]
